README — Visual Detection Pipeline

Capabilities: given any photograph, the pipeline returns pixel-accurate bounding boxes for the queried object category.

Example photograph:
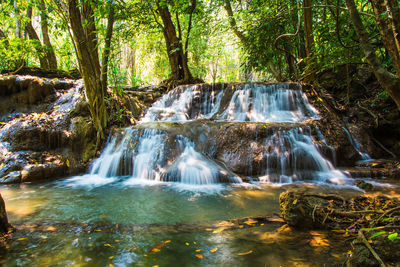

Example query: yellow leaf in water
[195,254,203,259]
[292,199,298,205]
[239,225,244,228]
[66,159,70,167]
[213,228,225,233]
[244,220,257,225]
[104,243,113,247]
[205,228,213,231]
[195,249,202,252]
[238,250,253,256]
[185,242,190,246]
[94,229,101,232]
[109,264,114,267]
[46,226,56,232]
[210,248,218,253]
[153,265,159,267]
[151,248,161,253]
[16,237,28,241]
[130,144,133,148]
[109,256,114,259]
[116,224,118,228]
[164,240,171,243]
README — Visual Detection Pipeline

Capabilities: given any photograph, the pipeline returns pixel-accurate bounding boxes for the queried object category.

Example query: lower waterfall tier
[89,121,350,185]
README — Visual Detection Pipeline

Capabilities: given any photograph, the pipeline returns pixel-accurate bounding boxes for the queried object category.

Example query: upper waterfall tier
[141,83,319,123]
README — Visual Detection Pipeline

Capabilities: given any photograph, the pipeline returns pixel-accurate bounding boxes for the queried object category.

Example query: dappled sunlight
[5,199,44,218]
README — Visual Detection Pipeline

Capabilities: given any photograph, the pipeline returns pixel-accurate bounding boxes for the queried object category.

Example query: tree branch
[184,0,196,55]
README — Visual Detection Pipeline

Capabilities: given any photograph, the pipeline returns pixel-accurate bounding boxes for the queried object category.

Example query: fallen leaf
[104,243,113,247]
[66,159,70,168]
[109,256,114,259]
[149,240,170,253]
[213,228,225,233]
[210,248,218,253]
[205,228,213,231]
[244,220,257,225]
[195,249,202,252]
[109,264,114,267]
[16,237,28,241]
[292,199,298,205]
[195,254,203,259]
[238,250,253,256]
[185,242,190,246]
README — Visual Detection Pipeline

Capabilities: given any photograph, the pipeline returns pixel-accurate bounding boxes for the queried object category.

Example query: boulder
[0,194,9,233]
[279,190,330,229]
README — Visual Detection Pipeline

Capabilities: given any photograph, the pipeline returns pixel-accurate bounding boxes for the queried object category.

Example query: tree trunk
[157,2,192,82]
[303,0,314,58]
[14,1,22,38]
[101,0,115,93]
[385,0,400,54]
[25,6,50,70]
[345,0,400,110]
[68,0,107,141]
[370,0,400,75]
[38,0,58,69]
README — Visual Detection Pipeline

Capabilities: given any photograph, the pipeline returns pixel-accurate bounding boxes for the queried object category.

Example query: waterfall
[79,83,351,186]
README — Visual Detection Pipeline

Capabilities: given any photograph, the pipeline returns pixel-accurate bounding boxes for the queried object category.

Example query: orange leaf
[195,254,203,259]
[210,248,218,253]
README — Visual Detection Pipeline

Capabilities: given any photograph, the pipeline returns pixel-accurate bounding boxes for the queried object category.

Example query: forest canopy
[1,0,400,109]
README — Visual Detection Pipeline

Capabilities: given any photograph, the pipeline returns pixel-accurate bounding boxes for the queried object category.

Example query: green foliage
[388,232,399,242]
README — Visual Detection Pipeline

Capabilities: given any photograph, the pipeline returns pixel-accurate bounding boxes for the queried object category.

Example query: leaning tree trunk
[370,0,400,75]
[38,0,58,69]
[25,6,50,69]
[345,0,400,110]
[157,3,192,82]
[68,0,107,141]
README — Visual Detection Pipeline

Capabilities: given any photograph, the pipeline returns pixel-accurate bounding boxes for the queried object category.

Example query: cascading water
[81,83,351,186]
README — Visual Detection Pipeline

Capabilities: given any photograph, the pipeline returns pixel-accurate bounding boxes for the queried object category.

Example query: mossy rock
[279,190,330,229]
[348,231,400,267]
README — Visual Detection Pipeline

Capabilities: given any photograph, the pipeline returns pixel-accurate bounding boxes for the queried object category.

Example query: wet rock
[1,119,71,151]
[0,171,21,184]
[354,180,374,190]
[21,162,67,182]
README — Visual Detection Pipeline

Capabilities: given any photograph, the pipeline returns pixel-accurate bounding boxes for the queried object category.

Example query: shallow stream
[1,180,366,266]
